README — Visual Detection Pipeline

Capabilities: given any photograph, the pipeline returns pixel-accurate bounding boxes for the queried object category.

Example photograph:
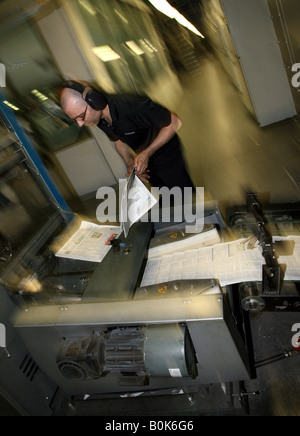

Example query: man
[60,80,194,190]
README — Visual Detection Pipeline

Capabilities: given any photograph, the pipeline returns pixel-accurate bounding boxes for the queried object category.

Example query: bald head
[60,87,83,113]
[60,87,102,127]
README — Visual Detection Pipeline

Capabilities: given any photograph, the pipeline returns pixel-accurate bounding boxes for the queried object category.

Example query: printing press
[0,96,299,416]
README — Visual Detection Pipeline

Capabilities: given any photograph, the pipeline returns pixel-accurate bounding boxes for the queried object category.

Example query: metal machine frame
[14,284,252,397]
[0,99,272,417]
[228,193,300,314]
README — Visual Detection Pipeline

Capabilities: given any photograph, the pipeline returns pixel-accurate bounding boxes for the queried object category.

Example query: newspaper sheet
[55,221,121,263]
[148,227,221,259]
[141,235,300,287]
[120,171,158,238]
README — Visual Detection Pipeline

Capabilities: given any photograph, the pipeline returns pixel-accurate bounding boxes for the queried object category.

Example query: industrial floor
[63,54,300,417]
[179,53,300,210]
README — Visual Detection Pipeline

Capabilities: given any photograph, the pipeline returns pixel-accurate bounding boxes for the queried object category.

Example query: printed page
[148,227,221,259]
[120,172,158,238]
[141,237,300,287]
[279,235,300,281]
[55,221,121,263]
[142,238,300,286]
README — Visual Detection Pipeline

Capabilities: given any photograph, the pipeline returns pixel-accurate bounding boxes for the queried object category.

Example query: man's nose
[76,119,85,127]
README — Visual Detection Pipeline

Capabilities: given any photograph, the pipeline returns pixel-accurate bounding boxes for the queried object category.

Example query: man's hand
[134,150,150,175]
[126,161,136,177]
[133,112,181,176]
[126,162,150,184]
[137,170,150,184]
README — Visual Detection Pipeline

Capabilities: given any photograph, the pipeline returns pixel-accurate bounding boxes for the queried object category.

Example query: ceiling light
[139,40,154,53]
[139,39,158,53]
[31,89,48,101]
[148,0,205,38]
[126,41,144,56]
[92,46,121,62]
[114,9,129,24]
[79,0,97,15]
[3,100,19,111]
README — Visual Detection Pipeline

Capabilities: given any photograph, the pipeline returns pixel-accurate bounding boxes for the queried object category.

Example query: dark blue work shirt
[96,93,196,191]
[97,94,179,164]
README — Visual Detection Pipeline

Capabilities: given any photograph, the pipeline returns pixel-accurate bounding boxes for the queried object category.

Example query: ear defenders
[61,80,107,111]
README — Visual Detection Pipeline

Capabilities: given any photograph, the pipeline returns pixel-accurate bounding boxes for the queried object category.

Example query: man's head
[60,81,107,127]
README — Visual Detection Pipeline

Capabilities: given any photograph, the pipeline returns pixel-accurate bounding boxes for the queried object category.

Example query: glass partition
[0,117,55,263]
[0,19,91,153]
[72,0,174,95]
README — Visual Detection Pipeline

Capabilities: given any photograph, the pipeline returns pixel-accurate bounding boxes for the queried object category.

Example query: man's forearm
[134,112,182,174]
[147,127,176,157]
[147,112,182,157]
[115,140,135,167]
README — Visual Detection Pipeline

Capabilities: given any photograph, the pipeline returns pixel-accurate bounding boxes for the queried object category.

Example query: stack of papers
[141,235,300,287]
[148,227,221,259]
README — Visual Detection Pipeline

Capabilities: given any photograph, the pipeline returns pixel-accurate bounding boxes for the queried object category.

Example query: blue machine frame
[0,92,73,223]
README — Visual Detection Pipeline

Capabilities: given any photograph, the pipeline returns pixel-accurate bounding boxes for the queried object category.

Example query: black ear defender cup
[61,80,107,111]
[83,86,107,111]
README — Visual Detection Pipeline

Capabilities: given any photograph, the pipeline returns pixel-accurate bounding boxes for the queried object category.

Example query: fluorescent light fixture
[31,89,48,101]
[79,0,97,15]
[126,41,144,56]
[148,0,205,38]
[92,45,121,62]
[114,9,129,24]
[139,39,154,53]
[139,39,158,53]
[3,100,19,111]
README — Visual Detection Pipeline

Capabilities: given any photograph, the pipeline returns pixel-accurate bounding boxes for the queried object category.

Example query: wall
[202,0,297,126]
[201,0,255,117]
[267,0,300,115]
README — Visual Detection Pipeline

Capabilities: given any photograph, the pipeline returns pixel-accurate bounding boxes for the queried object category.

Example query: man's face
[61,90,102,127]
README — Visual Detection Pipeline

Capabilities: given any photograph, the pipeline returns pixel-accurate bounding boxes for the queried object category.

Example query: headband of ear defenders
[62,80,107,111]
